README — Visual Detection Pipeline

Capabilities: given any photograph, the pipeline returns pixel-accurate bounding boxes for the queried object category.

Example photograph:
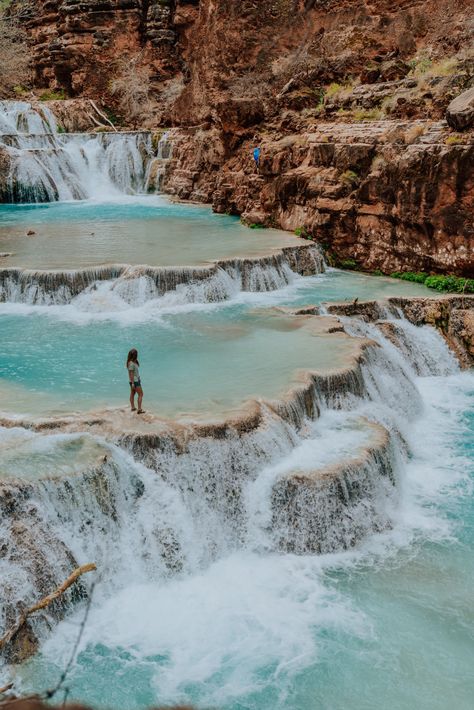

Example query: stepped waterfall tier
[0,102,152,203]
[0,97,473,710]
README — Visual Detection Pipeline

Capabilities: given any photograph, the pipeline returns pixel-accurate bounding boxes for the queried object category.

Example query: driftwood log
[0,563,97,653]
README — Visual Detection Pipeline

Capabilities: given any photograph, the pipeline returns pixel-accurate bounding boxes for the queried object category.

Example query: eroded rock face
[446,88,474,131]
[9,0,474,274]
[327,294,474,367]
[17,0,178,96]
[162,121,474,277]
[392,294,474,366]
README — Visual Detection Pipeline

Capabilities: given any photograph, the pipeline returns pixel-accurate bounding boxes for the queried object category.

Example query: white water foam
[0,263,303,323]
[0,101,152,202]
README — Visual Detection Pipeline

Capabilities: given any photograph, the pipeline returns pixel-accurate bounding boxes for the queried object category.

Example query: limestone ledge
[272,420,395,554]
[0,241,322,304]
[0,314,374,435]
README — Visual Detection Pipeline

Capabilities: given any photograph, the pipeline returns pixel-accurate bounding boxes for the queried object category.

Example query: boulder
[446,87,474,131]
[379,59,410,82]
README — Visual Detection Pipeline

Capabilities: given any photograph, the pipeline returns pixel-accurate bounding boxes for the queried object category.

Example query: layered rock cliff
[8,0,474,275]
[160,120,473,276]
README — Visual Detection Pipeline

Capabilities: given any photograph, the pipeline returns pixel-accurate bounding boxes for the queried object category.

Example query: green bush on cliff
[294,226,311,239]
[391,271,427,284]
[445,134,464,146]
[339,258,359,270]
[339,170,360,187]
[424,275,474,293]
[391,272,474,293]
[353,108,383,121]
[39,89,66,101]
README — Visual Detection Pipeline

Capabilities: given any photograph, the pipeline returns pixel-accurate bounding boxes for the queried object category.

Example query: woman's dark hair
[126,348,139,367]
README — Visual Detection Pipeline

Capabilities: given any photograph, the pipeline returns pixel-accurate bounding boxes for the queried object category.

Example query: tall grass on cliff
[0,1,32,97]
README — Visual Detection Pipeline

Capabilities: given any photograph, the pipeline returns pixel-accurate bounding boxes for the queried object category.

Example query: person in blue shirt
[253,146,261,169]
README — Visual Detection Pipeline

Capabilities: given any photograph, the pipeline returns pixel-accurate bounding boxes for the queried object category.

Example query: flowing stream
[0,101,472,709]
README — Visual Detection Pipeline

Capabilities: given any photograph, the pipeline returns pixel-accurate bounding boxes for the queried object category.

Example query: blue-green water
[0,198,302,268]
[0,307,356,417]
[0,268,431,417]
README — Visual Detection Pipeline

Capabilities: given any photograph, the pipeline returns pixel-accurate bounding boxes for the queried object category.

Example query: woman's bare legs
[130,386,137,411]
[136,386,144,413]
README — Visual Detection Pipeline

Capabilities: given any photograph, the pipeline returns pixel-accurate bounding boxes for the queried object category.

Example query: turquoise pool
[0,199,303,269]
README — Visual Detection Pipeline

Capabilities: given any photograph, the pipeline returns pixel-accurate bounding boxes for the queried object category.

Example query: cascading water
[0,248,324,309]
[0,309,464,654]
[0,285,472,708]
[145,131,173,193]
[0,101,153,202]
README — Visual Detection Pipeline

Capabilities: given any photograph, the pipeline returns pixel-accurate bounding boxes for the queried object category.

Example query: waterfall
[145,131,173,193]
[0,245,324,307]
[0,101,153,203]
[0,308,462,661]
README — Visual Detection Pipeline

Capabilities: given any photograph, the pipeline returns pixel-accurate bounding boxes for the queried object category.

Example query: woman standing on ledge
[127,348,145,414]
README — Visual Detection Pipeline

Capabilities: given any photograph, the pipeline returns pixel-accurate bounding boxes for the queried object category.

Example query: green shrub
[424,275,474,293]
[445,134,464,146]
[248,223,265,229]
[391,271,427,284]
[339,258,359,270]
[391,272,474,293]
[353,108,383,121]
[39,89,66,101]
[104,107,122,127]
[340,169,360,187]
[326,82,343,98]
[294,226,311,239]
[409,55,432,76]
